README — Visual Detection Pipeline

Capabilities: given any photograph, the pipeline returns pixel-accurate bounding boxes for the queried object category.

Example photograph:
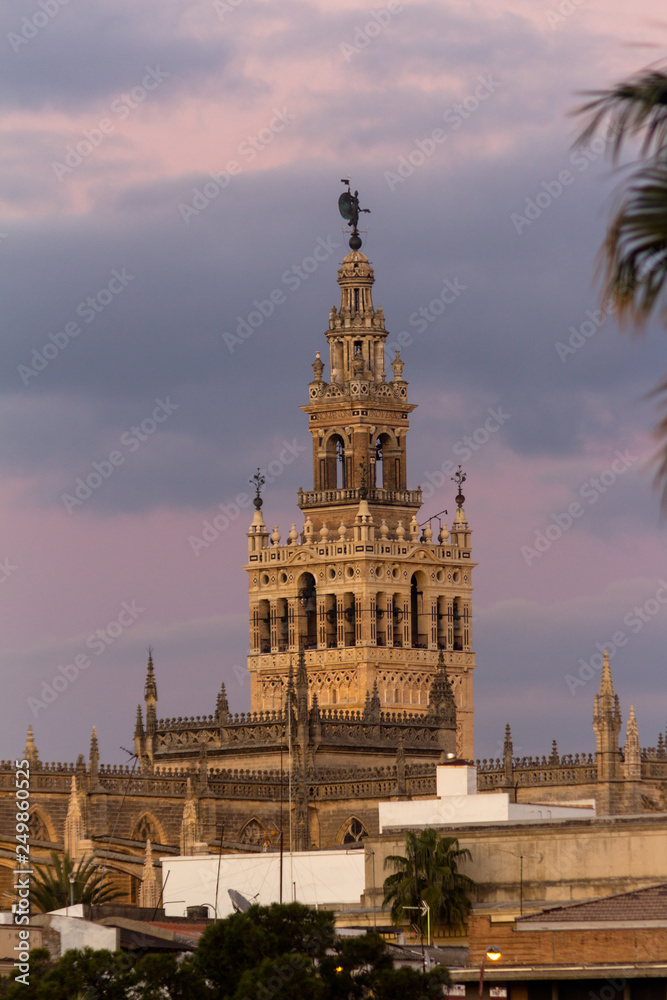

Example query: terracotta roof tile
[519,884,667,923]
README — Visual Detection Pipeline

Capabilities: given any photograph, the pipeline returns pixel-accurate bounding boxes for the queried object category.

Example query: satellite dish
[228,888,253,913]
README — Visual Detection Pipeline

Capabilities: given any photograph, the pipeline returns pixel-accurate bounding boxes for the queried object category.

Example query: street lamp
[67,873,75,915]
[478,945,501,999]
[403,901,431,972]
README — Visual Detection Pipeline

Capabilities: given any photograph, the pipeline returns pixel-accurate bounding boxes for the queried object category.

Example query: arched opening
[298,573,317,650]
[437,596,449,649]
[376,591,387,646]
[391,594,404,647]
[339,816,369,844]
[28,809,54,843]
[258,599,270,653]
[453,597,463,650]
[131,812,165,846]
[375,434,391,488]
[324,593,337,648]
[277,597,288,652]
[239,818,267,847]
[325,434,347,489]
[342,592,356,646]
[410,573,428,648]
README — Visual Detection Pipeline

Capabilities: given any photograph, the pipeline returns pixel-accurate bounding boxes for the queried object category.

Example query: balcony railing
[297,487,422,507]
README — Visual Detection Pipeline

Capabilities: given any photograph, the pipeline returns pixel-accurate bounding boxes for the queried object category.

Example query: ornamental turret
[593,650,622,798]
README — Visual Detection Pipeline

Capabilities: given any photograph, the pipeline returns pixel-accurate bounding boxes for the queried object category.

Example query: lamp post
[68,873,75,915]
[478,945,501,999]
[403,901,431,972]
[366,848,377,931]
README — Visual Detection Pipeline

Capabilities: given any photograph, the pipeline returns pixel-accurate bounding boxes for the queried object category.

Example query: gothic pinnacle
[135,705,144,738]
[144,648,157,702]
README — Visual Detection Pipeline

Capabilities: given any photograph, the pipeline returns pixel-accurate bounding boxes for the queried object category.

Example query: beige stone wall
[364,813,667,912]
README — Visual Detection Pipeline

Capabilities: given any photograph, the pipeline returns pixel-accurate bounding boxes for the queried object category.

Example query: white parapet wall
[161,848,366,918]
[379,765,596,832]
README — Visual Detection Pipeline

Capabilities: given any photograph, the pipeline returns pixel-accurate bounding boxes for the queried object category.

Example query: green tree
[194,901,449,1000]
[0,948,133,1000]
[130,951,210,1000]
[383,828,474,933]
[0,903,451,1000]
[574,66,667,504]
[30,852,123,913]
[194,901,336,998]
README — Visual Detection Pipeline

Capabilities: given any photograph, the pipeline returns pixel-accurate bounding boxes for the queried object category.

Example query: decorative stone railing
[297,487,422,507]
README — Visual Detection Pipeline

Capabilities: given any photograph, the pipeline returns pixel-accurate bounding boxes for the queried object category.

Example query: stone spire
[309,690,321,747]
[285,658,296,715]
[593,649,622,786]
[24,726,39,767]
[180,777,205,855]
[134,705,145,760]
[64,775,85,859]
[215,682,229,724]
[89,727,99,784]
[428,651,457,756]
[144,648,157,702]
[429,651,456,721]
[247,473,269,555]
[138,839,160,910]
[503,723,514,780]
[144,650,157,766]
[624,704,641,781]
[369,680,381,722]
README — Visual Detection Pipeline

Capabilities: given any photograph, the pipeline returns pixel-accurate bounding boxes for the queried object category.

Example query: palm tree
[30,851,123,913]
[574,66,667,506]
[382,829,474,934]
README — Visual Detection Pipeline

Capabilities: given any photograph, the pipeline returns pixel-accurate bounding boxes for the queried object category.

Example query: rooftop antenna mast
[338,178,370,250]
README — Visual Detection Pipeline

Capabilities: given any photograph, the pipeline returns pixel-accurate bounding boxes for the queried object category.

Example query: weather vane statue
[250,468,265,510]
[452,465,467,509]
[338,178,370,250]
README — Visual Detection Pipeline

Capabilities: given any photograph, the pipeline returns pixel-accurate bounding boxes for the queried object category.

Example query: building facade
[1,227,667,911]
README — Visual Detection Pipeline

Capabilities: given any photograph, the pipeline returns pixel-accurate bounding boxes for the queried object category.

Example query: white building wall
[161,849,365,918]
[379,765,595,832]
[32,913,119,953]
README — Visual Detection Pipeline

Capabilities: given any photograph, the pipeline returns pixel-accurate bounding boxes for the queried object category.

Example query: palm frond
[600,156,667,326]
[648,376,667,514]
[30,851,123,912]
[575,69,667,162]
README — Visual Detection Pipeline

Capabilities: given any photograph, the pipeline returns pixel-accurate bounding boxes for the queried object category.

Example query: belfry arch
[324,433,347,489]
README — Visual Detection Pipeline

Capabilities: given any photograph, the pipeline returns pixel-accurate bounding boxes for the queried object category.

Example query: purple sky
[2,0,667,766]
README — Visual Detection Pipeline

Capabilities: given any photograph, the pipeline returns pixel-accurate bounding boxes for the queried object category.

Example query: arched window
[28,810,51,842]
[341,817,369,844]
[258,599,270,653]
[453,597,463,650]
[375,434,391,488]
[325,434,347,489]
[240,818,266,845]
[298,573,317,650]
[411,573,427,648]
[132,813,163,845]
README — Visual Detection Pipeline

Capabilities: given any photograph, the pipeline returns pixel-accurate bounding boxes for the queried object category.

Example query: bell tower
[299,247,420,533]
[244,187,476,758]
